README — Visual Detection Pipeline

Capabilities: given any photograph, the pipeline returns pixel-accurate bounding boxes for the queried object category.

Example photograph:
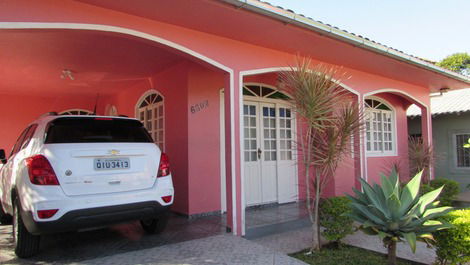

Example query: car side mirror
[0,149,6,164]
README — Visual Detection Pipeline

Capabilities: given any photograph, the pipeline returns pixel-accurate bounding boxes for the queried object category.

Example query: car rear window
[44,117,153,143]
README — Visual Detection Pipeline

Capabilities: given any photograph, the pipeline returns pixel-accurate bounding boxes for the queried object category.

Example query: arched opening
[236,70,362,237]
[364,89,431,184]
[0,26,235,233]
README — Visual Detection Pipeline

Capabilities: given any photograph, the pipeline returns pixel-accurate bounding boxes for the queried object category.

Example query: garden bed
[290,244,425,265]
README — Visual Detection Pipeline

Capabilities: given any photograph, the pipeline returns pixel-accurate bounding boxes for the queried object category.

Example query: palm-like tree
[280,58,362,251]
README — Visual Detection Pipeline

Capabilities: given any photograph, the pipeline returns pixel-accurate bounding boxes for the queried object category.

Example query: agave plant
[346,170,452,265]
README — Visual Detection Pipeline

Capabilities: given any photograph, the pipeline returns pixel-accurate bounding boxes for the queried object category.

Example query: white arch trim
[243,82,293,100]
[363,88,427,108]
[240,67,361,96]
[0,22,239,235]
[0,22,233,73]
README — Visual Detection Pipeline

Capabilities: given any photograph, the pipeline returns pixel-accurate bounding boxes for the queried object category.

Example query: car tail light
[162,195,172,203]
[157,153,170,178]
[37,209,58,219]
[25,155,60,185]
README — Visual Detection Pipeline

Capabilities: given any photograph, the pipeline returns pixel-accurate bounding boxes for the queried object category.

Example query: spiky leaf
[403,232,417,253]
[399,171,422,215]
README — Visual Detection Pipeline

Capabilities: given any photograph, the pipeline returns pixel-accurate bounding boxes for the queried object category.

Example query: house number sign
[190,100,209,114]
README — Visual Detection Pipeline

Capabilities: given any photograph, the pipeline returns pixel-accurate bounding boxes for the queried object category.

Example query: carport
[0,28,233,225]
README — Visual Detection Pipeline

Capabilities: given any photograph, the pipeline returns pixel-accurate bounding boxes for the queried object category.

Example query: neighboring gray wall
[408,116,422,136]
[408,112,470,190]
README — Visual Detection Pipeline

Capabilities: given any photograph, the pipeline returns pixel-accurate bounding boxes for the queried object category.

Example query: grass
[290,244,424,265]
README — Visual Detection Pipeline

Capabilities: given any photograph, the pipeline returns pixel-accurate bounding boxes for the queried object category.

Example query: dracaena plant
[279,58,362,252]
[346,170,452,265]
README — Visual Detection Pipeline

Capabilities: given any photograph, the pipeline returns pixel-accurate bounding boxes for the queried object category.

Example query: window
[60,109,93,115]
[10,126,32,156]
[136,91,164,150]
[365,98,395,154]
[455,133,470,168]
[279,107,293,160]
[243,84,290,100]
[45,117,153,144]
[20,124,38,150]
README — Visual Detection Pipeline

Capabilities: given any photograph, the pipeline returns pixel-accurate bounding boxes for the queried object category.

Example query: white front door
[243,101,297,206]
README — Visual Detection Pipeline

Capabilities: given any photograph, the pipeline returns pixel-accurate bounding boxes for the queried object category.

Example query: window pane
[250,117,256,127]
[456,134,470,167]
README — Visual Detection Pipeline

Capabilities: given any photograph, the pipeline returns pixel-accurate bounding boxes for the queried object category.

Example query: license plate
[94,158,130,170]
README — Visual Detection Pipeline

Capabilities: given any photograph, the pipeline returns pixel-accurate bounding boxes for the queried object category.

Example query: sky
[265,0,470,62]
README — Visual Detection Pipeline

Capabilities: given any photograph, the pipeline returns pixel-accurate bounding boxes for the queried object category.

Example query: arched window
[60,109,93,115]
[242,84,290,100]
[365,98,395,155]
[136,91,164,150]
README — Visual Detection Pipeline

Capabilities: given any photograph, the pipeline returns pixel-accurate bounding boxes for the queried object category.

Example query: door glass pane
[262,106,277,161]
[279,107,294,161]
[243,104,257,162]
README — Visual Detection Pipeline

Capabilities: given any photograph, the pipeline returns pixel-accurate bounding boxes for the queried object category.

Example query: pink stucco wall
[0,93,106,152]
[102,62,192,214]
[99,60,226,215]
[187,63,225,214]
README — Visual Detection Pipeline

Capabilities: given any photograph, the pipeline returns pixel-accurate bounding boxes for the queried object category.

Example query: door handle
[257,148,262,159]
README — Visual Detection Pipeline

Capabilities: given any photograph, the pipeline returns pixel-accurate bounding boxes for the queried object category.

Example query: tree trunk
[387,241,397,265]
[310,171,322,251]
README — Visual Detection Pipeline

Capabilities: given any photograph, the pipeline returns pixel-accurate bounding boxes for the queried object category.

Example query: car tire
[140,214,168,234]
[0,201,12,225]
[13,198,40,258]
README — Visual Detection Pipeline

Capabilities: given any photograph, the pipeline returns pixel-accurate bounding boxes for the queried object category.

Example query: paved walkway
[254,226,436,265]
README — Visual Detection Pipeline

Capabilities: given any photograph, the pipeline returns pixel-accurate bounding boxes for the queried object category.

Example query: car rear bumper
[21,201,170,235]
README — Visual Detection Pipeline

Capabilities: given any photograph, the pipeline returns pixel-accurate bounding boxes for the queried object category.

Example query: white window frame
[135,89,165,151]
[452,132,470,169]
[364,96,397,157]
[59,109,93,115]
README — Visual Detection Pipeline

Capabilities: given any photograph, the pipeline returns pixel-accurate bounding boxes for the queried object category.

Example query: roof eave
[220,0,470,85]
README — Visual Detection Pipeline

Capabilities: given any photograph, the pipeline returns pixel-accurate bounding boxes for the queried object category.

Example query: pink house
[0,0,469,236]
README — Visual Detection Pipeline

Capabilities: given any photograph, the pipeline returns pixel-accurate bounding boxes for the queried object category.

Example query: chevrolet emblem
[109,149,120,155]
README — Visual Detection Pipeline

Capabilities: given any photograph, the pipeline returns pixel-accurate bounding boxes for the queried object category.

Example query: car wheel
[140,214,168,234]
[13,198,40,258]
[0,201,12,225]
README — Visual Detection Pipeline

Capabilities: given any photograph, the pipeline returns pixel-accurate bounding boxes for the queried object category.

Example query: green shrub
[319,196,353,243]
[434,209,470,265]
[420,178,460,206]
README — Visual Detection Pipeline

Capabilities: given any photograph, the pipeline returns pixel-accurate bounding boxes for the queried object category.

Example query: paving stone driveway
[0,216,306,265]
[73,235,305,265]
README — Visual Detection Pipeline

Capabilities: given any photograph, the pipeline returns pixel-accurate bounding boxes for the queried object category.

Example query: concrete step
[244,217,311,240]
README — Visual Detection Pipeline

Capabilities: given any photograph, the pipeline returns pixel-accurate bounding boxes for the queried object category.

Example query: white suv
[0,114,174,258]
